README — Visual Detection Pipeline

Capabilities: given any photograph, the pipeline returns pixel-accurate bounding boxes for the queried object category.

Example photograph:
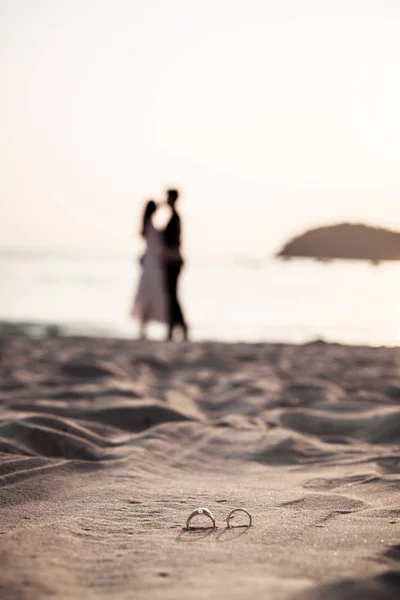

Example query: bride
[131,200,168,338]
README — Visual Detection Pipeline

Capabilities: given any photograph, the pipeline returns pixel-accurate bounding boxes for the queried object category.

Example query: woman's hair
[141,200,156,237]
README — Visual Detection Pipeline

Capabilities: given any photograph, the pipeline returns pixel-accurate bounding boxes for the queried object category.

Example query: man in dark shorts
[163,188,188,341]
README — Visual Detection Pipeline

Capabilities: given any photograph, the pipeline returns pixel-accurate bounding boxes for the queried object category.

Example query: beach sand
[0,334,399,599]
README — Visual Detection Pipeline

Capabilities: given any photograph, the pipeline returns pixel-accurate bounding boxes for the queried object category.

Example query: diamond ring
[186,507,216,530]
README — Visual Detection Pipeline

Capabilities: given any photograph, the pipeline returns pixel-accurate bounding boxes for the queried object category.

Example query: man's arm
[173,213,181,249]
[166,213,180,249]
[164,214,183,264]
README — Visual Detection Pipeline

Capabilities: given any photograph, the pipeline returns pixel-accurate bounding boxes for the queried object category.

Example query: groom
[163,188,188,341]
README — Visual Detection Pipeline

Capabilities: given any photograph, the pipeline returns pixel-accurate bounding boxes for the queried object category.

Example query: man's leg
[173,266,188,339]
[165,265,177,340]
[166,265,186,340]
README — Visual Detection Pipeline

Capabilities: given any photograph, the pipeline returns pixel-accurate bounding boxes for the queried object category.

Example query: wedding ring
[226,508,252,528]
[186,507,216,530]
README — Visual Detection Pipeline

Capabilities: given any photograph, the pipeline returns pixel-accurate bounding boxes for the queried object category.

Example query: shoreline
[1,319,399,350]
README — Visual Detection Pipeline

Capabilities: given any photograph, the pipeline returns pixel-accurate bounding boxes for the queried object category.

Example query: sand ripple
[0,336,399,599]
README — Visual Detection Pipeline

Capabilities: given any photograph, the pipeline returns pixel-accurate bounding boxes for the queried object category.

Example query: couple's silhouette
[131,189,188,341]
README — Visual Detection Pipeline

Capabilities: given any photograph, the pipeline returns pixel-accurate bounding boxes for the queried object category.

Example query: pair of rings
[186,507,252,530]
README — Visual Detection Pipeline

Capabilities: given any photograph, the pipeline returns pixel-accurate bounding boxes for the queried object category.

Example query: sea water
[0,253,399,345]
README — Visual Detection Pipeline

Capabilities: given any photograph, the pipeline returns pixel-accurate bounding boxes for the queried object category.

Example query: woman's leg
[139,308,149,340]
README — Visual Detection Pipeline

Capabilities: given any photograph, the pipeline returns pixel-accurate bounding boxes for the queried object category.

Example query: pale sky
[1,0,400,258]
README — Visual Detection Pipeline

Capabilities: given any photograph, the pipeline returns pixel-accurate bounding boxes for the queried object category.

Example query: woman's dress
[131,222,168,324]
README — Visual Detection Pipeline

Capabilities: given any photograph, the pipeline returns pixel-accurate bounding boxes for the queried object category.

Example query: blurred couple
[131,189,189,341]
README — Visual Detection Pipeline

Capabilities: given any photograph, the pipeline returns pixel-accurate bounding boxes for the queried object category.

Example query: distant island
[276,223,400,264]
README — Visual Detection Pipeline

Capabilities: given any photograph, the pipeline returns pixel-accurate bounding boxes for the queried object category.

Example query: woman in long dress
[131,200,168,338]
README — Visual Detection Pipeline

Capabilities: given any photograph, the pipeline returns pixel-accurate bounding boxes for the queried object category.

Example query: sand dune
[0,335,399,599]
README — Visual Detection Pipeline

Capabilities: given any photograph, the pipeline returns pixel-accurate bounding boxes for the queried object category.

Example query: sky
[1,0,400,258]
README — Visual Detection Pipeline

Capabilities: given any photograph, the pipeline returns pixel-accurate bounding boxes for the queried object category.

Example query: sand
[0,334,399,599]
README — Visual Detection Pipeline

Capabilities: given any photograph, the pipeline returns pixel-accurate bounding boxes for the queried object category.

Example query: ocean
[1,253,399,346]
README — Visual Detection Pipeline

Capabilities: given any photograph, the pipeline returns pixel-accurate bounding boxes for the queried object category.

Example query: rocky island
[277,222,400,264]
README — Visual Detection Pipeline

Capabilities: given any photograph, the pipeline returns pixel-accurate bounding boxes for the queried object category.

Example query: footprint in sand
[303,475,373,490]
[384,544,400,562]
[279,493,366,512]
